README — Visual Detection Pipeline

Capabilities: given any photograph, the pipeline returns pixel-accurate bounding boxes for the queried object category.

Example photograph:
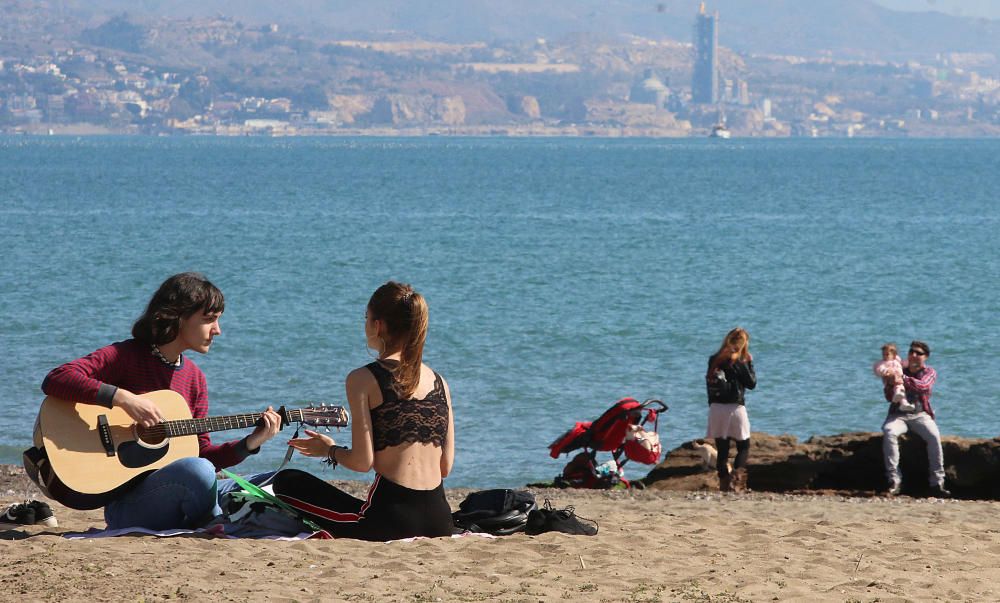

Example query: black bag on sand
[453,489,536,535]
[525,499,598,536]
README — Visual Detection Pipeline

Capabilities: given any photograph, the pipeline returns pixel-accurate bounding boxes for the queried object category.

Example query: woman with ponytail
[705,327,756,492]
[282,281,456,540]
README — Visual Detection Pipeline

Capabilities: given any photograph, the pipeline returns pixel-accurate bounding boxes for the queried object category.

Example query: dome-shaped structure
[630,69,669,107]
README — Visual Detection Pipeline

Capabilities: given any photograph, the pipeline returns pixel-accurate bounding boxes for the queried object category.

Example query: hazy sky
[874,0,1000,19]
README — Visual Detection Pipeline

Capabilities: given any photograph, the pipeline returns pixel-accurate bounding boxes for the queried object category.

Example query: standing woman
[705,327,756,492]
[281,281,455,540]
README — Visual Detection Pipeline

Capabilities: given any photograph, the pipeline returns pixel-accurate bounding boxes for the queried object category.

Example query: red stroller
[548,398,668,489]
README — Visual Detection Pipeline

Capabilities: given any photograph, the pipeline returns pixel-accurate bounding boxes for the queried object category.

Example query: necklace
[151,345,181,368]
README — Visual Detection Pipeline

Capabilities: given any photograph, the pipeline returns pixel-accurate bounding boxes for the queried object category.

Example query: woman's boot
[731,468,748,493]
[719,471,733,492]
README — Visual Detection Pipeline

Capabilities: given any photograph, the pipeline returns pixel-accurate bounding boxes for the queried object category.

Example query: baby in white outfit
[873,342,914,412]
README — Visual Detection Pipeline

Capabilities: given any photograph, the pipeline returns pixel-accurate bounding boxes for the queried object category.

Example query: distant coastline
[9,123,1000,138]
[5,6,1000,141]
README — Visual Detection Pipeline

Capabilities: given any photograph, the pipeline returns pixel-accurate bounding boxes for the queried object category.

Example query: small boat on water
[709,124,731,139]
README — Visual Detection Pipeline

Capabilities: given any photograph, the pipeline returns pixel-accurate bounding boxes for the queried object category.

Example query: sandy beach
[2,465,998,602]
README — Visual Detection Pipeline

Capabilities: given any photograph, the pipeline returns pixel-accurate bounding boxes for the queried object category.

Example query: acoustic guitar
[24,390,348,510]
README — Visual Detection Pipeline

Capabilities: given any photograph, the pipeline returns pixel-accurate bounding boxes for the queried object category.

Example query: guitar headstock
[288,404,349,428]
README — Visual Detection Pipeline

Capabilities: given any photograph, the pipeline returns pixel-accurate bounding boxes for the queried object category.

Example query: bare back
[347,362,454,490]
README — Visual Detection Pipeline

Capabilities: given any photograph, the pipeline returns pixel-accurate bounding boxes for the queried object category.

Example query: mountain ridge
[31,0,999,61]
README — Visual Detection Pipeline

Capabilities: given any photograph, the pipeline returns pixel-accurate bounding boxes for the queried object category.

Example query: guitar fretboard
[160,410,309,437]
[163,414,256,437]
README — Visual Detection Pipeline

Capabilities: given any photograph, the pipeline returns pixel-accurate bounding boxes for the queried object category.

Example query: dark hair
[368,281,428,399]
[132,273,225,345]
[910,340,931,357]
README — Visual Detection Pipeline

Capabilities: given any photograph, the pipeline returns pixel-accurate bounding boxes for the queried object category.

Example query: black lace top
[366,362,449,451]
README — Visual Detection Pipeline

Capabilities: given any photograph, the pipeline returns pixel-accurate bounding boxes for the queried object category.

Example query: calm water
[1,136,998,488]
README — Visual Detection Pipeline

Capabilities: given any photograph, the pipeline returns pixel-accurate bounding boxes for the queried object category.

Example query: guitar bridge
[97,415,116,457]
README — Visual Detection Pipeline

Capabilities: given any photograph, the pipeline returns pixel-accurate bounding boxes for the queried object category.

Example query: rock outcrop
[363,94,467,126]
[642,432,1000,500]
[506,95,541,119]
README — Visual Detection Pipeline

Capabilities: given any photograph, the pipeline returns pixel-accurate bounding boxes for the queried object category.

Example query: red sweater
[41,339,251,470]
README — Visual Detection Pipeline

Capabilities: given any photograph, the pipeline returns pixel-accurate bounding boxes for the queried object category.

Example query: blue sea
[1,136,998,488]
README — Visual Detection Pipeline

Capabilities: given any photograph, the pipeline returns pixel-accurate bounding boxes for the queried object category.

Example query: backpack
[452,489,537,535]
[555,452,622,489]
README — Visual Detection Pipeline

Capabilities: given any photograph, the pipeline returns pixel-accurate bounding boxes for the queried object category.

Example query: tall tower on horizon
[692,2,719,105]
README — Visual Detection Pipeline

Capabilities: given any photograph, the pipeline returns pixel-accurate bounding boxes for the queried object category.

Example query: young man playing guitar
[40,272,282,530]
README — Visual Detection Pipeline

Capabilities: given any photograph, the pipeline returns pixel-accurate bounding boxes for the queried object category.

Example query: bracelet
[324,445,348,469]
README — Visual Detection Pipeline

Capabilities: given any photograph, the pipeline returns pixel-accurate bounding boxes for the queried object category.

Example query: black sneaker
[29,501,58,527]
[525,500,598,536]
[0,502,35,527]
[0,500,58,528]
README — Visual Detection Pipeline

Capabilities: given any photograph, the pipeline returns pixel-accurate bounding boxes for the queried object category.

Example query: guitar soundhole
[133,425,167,448]
[117,440,169,469]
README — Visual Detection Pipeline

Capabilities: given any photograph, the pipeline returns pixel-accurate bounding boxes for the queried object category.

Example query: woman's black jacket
[706,357,757,405]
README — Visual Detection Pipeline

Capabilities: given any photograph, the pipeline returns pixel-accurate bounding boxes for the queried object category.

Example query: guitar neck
[155,407,343,438]
[159,406,316,438]
[162,410,302,437]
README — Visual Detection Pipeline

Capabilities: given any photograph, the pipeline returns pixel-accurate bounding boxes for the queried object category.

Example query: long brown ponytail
[368,281,428,399]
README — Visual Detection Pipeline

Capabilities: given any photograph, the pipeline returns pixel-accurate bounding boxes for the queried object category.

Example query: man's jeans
[882,412,945,488]
[104,457,276,530]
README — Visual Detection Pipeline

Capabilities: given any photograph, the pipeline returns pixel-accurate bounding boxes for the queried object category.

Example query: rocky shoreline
[643,431,1000,500]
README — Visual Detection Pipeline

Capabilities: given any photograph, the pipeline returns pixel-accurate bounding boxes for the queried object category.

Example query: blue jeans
[104,457,276,530]
[882,412,945,488]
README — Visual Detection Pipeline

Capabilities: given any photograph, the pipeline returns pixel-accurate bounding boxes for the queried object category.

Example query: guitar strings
[137,408,344,439]
[143,414,266,437]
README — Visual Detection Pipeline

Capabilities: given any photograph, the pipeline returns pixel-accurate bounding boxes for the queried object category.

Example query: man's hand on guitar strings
[112,389,164,428]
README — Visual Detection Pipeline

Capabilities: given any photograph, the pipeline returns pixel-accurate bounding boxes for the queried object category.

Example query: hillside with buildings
[2,0,999,136]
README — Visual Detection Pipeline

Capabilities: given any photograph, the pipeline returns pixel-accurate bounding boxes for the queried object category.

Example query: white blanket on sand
[63,526,496,542]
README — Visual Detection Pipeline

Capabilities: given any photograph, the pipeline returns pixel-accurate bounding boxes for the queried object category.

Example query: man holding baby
[880,340,949,498]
